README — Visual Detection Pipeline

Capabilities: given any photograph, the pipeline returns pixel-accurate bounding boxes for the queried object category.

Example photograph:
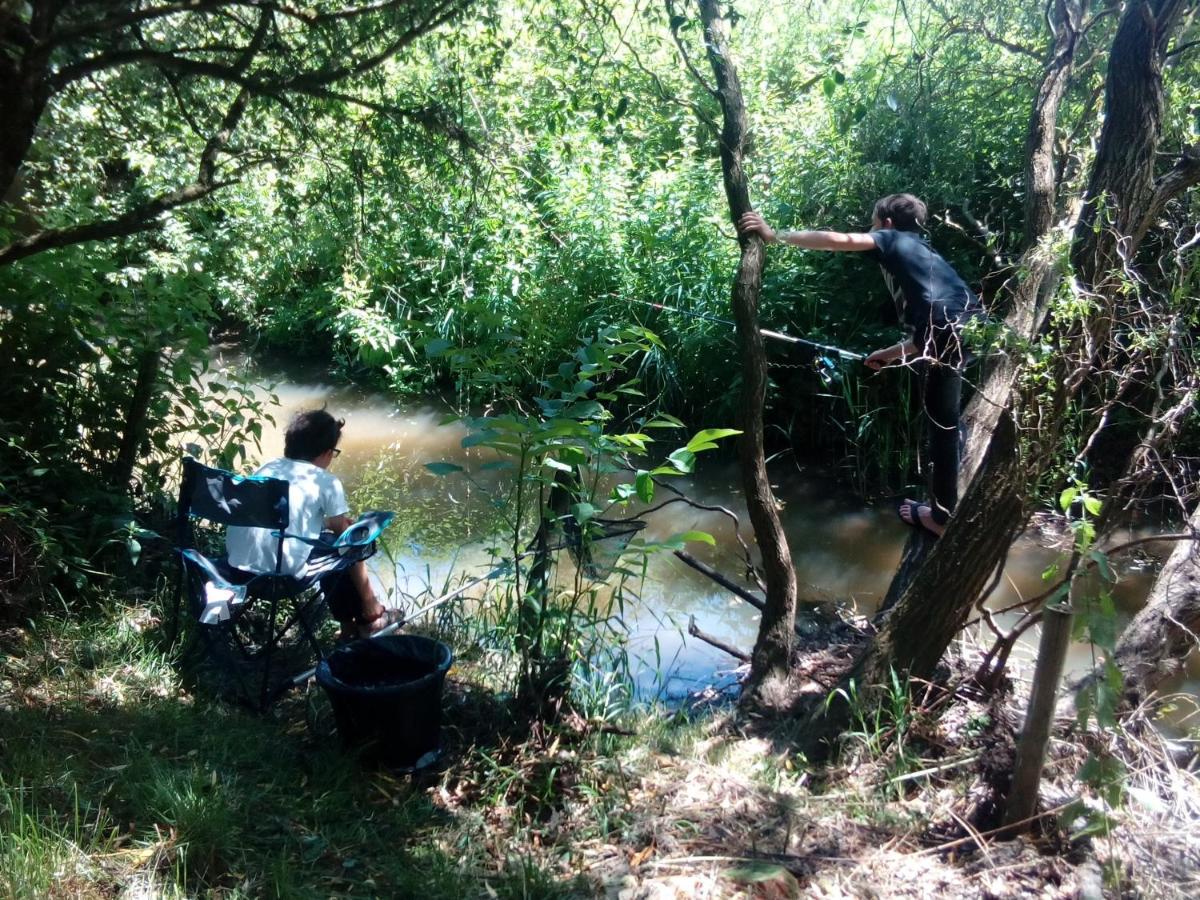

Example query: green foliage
[0,232,274,612]
[425,324,733,707]
[185,0,1074,496]
[1053,482,1128,841]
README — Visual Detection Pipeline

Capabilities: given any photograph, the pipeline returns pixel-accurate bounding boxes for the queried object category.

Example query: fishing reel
[813,354,843,387]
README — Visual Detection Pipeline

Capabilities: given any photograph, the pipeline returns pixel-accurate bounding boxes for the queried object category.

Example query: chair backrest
[177,457,289,546]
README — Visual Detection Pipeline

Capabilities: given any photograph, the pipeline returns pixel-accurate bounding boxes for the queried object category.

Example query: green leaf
[822,76,837,97]
[635,470,654,504]
[666,448,695,474]
[671,530,715,547]
[1089,549,1115,583]
[610,483,636,501]
[643,414,685,429]
[543,457,573,473]
[685,428,741,453]
[1083,495,1103,516]
[1059,486,1078,512]
[424,462,464,476]
[571,502,598,524]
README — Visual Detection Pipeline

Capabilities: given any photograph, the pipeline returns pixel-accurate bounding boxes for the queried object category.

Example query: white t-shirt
[225,457,350,576]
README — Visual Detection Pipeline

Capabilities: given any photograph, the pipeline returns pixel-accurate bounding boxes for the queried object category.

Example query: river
[207,347,1196,711]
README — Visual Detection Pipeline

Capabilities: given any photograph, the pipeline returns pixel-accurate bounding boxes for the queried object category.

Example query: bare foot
[898,499,945,538]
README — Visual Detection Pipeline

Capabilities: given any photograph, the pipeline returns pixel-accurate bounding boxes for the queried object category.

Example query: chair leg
[259,587,281,712]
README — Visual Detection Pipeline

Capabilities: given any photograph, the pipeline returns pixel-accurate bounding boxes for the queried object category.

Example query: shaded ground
[1,604,1198,898]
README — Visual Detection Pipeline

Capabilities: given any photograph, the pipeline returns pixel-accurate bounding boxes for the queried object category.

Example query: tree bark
[1071,0,1188,283]
[1022,0,1082,248]
[696,0,797,705]
[1109,509,1200,701]
[804,407,1027,756]
[1005,603,1074,828]
[0,1,56,204]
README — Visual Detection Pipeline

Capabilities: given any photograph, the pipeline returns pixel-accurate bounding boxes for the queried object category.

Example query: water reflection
[209,349,1192,705]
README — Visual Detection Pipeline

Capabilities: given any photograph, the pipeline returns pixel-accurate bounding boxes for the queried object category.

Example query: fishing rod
[289,519,640,686]
[630,299,865,362]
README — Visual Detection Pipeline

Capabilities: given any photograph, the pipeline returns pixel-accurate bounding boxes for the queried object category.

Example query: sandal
[358,607,405,638]
[897,499,944,538]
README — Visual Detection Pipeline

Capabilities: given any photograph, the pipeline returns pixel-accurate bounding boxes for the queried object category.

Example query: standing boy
[226,408,401,636]
[738,193,980,537]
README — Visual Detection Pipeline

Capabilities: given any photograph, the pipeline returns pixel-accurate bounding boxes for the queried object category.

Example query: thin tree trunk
[1005,604,1074,828]
[696,0,797,706]
[1023,0,1082,247]
[113,346,164,494]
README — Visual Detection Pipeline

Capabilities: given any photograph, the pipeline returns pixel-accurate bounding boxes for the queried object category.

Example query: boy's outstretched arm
[737,211,875,252]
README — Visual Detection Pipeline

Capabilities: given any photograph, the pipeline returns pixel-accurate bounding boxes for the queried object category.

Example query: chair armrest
[274,510,395,551]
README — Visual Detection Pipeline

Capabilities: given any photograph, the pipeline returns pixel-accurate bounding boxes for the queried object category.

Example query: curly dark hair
[284,409,344,461]
[872,193,927,231]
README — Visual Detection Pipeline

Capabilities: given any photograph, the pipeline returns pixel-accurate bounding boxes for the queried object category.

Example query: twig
[688,615,751,662]
[915,802,1073,855]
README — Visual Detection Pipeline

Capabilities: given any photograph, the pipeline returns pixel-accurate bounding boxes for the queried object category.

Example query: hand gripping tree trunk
[696,0,797,703]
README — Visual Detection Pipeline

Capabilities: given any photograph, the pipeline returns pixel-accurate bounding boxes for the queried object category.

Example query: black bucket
[315,635,453,770]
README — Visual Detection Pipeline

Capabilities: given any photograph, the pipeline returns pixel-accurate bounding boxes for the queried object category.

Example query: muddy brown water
[208,349,1198,713]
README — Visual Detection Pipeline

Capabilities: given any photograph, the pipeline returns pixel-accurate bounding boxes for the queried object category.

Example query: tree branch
[1133,144,1200,249]
[0,180,229,265]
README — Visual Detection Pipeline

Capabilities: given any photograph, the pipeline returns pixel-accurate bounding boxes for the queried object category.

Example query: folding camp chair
[173,457,394,710]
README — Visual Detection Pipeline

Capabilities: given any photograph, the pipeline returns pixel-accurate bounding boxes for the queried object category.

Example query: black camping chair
[173,457,394,710]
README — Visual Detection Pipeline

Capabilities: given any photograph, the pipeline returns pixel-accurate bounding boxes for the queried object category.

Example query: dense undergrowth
[3,591,1197,899]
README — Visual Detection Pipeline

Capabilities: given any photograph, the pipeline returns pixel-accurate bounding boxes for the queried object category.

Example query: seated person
[225,408,400,638]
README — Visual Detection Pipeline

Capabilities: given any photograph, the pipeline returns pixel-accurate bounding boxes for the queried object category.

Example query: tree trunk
[1071,0,1188,284]
[1109,511,1200,701]
[1004,603,1074,828]
[1,2,56,203]
[696,0,797,705]
[113,346,164,495]
[1022,0,1081,247]
[804,407,1027,756]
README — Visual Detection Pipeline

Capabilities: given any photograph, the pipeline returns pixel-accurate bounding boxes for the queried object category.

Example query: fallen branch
[673,549,764,609]
[688,615,750,662]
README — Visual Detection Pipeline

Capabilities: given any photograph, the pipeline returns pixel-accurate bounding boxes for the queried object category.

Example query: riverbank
[3,597,1197,898]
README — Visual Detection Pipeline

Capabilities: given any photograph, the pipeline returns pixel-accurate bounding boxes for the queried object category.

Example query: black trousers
[917,323,970,525]
[920,361,962,526]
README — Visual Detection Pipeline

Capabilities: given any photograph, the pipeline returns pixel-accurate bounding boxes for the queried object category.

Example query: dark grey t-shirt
[868,228,979,348]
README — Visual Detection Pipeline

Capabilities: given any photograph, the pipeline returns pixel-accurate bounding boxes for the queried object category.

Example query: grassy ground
[2,599,1198,899]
